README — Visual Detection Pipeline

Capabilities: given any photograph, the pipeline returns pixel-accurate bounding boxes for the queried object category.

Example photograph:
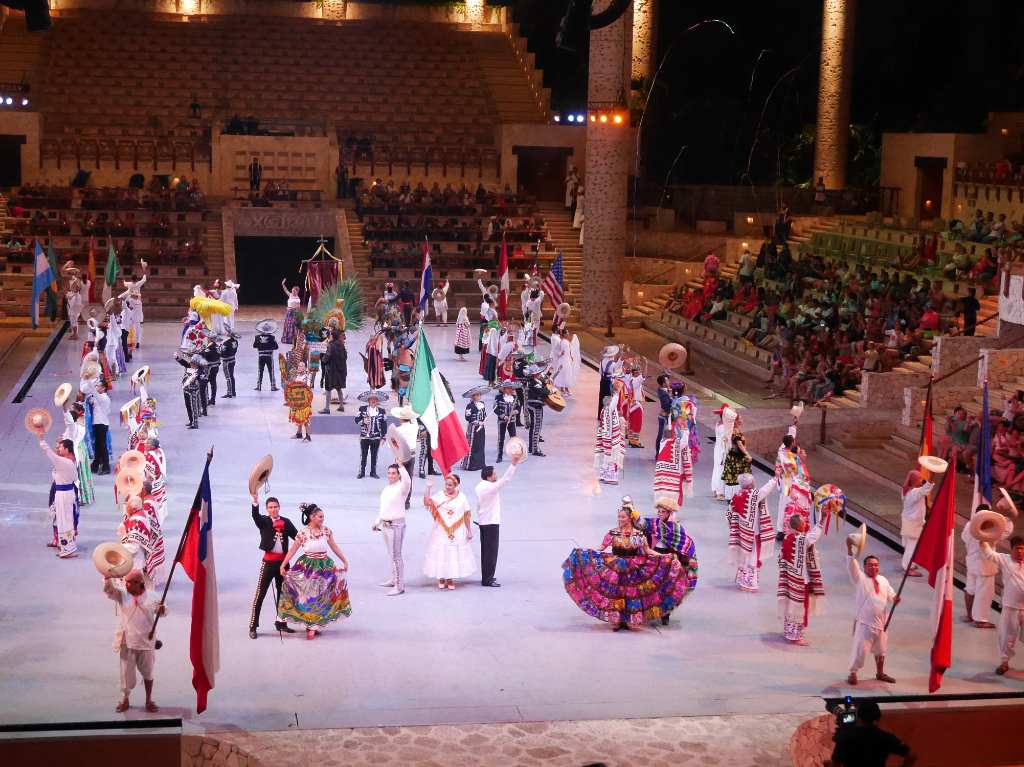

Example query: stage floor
[0,318,1020,733]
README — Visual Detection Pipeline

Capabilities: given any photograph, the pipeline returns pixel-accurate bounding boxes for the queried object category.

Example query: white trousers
[433,300,448,325]
[900,535,918,570]
[965,570,997,624]
[849,623,887,672]
[119,645,155,695]
[381,519,405,590]
[999,606,1024,664]
[711,442,726,495]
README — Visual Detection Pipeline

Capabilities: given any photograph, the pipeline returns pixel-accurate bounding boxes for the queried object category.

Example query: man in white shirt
[373,462,411,595]
[393,408,419,509]
[738,248,755,284]
[40,436,79,558]
[981,536,1024,675]
[474,462,518,587]
[104,569,165,712]
[88,380,112,474]
[846,543,899,685]
[963,501,1017,627]
[900,472,933,576]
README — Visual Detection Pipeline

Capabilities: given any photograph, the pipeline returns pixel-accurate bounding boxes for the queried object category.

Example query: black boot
[357,467,366,479]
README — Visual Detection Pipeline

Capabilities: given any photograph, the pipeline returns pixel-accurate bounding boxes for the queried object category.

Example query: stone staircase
[536,203,581,304]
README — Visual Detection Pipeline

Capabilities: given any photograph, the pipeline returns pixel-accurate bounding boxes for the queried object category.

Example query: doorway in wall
[914,156,947,221]
[514,146,572,202]
[0,135,25,186]
[234,236,334,305]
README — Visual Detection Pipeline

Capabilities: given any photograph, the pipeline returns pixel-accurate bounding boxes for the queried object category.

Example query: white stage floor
[0,318,1020,732]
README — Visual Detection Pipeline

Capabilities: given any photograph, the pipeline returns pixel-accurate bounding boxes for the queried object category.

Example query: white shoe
[387,587,404,596]
[379,580,395,587]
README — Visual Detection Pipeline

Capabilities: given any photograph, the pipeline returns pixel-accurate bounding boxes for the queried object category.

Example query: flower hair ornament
[299,502,321,525]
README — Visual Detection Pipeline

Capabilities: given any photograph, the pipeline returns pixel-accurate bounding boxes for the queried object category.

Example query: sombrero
[255,319,278,334]
[654,495,680,513]
[119,449,146,473]
[658,342,687,370]
[53,383,73,408]
[791,401,805,419]
[505,436,527,461]
[390,405,416,421]
[602,345,620,357]
[556,302,571,319]
[131,366,151,388]
[473,268,489,280]
[486,284,500,300]
[91,541,133,578]
[846,523,868,557]
[24,407,53,435]
[496,380,522,390]
[248,454,274,496]
[462,385,491,398]
[358,389,391,403]
[225,279,241,289]
[386,423,412,463]
[998,487,1019,518]
[918,455,949,474]
[115,469,144,499]
[431,287,445,301]
[968,508,1006,544]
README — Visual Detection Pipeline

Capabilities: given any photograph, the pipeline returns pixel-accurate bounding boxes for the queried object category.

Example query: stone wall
[902,384,979,427]
[813,0,856,189]
[860,369,929,409]
[789,714,835,767]
[931,334,992,387]
[981,348,1024,389]
[182,736,262,767]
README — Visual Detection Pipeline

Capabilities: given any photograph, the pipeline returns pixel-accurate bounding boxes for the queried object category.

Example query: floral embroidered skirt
[278,555,352,627]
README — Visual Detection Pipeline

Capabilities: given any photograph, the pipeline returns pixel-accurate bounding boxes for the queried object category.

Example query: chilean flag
[409,330,468,474]
[498,237,509,320]
[418,239,432,311]
[177,462,220,713]
[911,466,956,692]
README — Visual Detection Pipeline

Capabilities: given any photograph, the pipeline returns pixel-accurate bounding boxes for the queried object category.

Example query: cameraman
[830,701,916,767]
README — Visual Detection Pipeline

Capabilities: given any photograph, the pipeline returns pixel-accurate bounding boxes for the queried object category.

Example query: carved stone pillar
[631,0,657,88]
[813,0,856,190]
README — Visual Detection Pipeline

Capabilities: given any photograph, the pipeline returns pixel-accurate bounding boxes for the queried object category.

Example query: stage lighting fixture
[613,114,623,124]
[577,114,585,122]
[554,115,561,122]
[21,97,28,106]
[599,114,608,123]
[4,97,11,106]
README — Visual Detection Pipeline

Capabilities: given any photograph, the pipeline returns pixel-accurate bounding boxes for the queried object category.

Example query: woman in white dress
[422,474,475,590]
[572,186,585,229]
[551,334,578,396]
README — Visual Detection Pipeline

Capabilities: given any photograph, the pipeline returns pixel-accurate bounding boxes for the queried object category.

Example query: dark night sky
[508,0,1024,184]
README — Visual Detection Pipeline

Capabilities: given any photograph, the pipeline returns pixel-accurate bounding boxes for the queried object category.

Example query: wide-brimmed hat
[496,380,522,390]
[846,523,868,557]
[658,342,687,370]
[386,423,412,463]
[358,389,391,404]
[791,401,805,419]
[104,297,117,314]
[92,541,133,578]
[248,454,274,496]
[115,469,144,499]
[131,366,151,388]
[602,345,620,357]
[24,407,53,435]
[390,405,416,421]
[431,287,445,301]
[119,449,146,474]
[654,495,680,513]
[918,455,948,474]
[463,385,491,399]
[556,302,571,319]
[255,319,278,334]
[53,382,73,408]
[505,436,527,460]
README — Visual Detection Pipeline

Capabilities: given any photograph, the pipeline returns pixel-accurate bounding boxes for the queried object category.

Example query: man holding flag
[497,237,509,320]
[102,240,121,304]
[409,330,469,475]
[30,240,57,330]
[417,239,432,314]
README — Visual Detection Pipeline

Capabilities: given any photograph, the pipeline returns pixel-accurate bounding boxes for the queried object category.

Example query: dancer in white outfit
[66,276,88,340]
[432,280,449,326]
[119,269,147,349]
[422,474,475,589]
[711,404,737,500]
[372,462,410,596]
[963,500,1016,627]
[845,543,898,685]
[900,471,932,575]
[220,280,240,332]
[980,536,1024,675]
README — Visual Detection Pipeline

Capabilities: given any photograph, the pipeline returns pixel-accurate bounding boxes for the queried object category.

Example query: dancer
[655,375,673,456]
[104,570,164,712]
[525,365,548,457]
[625,364,645,448]
[174,352,203,429]
[454,306,471,360]
[37,429,79,556]
[493,381,520,462]
[220,279,240,333]
[278,503,352,640]
[778,514,825,645]
[727,473,779,592]
[480,320,500,384]
[461,385,489,471]
[598,345,619,419]
[119,269,147,348]
[285,363,314,441]
[281,280,302,345]
[900,470,933,577]
[775,421,811,531]
[846,543,898,686]
[562,499,687,631]
[595,380,626,483]
[218,333,239,399]
[355,390,388,478]
[373,462,411,595]
[61,401,95,505]
[199,338,221,407]
[721,427,752,500]
[249,492,299,639]
[432,280,449,326]
[711,403,737,500]
[319,329,347,414]
[475,460,520,587]
[66,273,86,340]
[391,405,419,508]
[639,497,699,624]
[980,537,1024,675]
[119,494,165,588]
[963,499,1017,627]
[142,436,168,523]
[653,384,697,505]
[254,319,280,391]
[423,474,475,590]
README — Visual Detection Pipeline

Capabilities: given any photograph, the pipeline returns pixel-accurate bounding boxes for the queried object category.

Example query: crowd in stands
[355,179,551,272]
[943,399,1024,497]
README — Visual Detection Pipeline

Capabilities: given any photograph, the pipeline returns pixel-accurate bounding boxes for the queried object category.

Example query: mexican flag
[409,331,468,475]
[102,241,120,303]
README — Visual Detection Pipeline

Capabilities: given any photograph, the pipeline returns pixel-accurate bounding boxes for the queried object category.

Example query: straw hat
[24,408,53,435]
[473,268,488,280]
[486,284,500,300]
[505,436,527,461]
[115,469,144,499]
[386,423,412,463]
[255,319,278,335]
[431,287,445,301]
[791,401,805,419]
[53,382,73,408]
[131,366,151,388]
[358,389,390,404]
[968,509,1007,544]
[390,405,416,421]
[248,454,274,496]
[846,523,868,557]
[658,342,687,370]
[918,455,948,474]
[119,449,146,474]
[91,541,133,578]
[654,495,680,514]
[555,302,571,319]
[602,345,620,358]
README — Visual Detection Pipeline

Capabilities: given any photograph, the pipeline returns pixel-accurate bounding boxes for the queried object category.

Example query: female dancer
[423,474,475,590]
[562,499,688,631]
[454,307,471,361]
[281,280,301,344]
[278,503,352,640]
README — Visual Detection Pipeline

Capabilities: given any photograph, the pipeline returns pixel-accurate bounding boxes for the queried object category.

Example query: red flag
[497,237,509,320]
[911,468,955,692]
[86,236,97,302]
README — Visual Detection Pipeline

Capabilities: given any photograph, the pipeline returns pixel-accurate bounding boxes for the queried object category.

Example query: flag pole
[148,447,214,640]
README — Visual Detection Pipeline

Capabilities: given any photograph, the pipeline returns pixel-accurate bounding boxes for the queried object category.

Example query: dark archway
[234,236,334,304]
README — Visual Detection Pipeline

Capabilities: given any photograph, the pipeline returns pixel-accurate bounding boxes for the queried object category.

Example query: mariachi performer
[493,381,521,463]
[638,496,699,624]
[174,351,203,429]
[461,385,490,471]
[524,365,548,457]
[562,498,688,631]
[218,333,239,399]
[248,482,299,639]
[416,418,441,478]
[199,338,221,408]
[285,362,314,442]
[355,390,388,479]
[253,319,280,392]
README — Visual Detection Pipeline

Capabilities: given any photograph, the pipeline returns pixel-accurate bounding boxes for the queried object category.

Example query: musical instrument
[248,454,274,496]
[545,385,566,412]
[918,455,948,474]
[846,523,867,556]
[92,541,133,578]
[24,407,53,435]
[53,383,73,408]
[386,423,412,463]
[657,342,687,370]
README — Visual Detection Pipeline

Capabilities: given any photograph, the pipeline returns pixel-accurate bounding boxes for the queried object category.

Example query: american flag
[541,253,565,307]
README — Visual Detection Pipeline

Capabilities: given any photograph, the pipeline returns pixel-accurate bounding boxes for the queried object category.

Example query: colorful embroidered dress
[562,529,688,626]
[640,517,699,592]
[721,430,751,495]
[278,526,352,628]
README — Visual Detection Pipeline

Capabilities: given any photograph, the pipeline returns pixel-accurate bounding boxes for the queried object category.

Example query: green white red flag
[409,331,468,475]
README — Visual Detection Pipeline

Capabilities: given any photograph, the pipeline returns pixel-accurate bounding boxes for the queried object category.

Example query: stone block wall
[903,385,979,427]
[813,0,856,189]
[182,736,261,767]
[980,348,1024,389]
[860,370,929,410]
[930,335,992,387]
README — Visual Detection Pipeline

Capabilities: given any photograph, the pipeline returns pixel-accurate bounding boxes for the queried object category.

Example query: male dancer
[846,541,898,685]
[373,462,411,596]
[218,333,239,399]
[104,569,164,713]
[248,492,298,638]
[174,352,203,429]
[475,462,518,587]
[254,320,280,392]
[655,375,673,457]
[494,381,520,462]
[980,536,1024,675]
[963,500,1017,627]
[355,391,387,479]
[525,366,547,457]
[88,380,112,475]
[39,434,79,558]
[199,339,221,407]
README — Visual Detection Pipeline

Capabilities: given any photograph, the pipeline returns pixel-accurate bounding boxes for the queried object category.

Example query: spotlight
[599,114,608,123]
[554,115,561,122]
[566,115,574,122]
[577,114,585,123]
[21,97,28,106]
[613,114,623,124]
[589,114,596,122]
[4,97,11,106]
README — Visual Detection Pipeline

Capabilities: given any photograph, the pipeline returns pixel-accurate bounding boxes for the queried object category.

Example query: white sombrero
[248,454,274,496]
[92,541,133,578]
[119,449,146,474]
[24,408,53,435]
[53,383,73,408]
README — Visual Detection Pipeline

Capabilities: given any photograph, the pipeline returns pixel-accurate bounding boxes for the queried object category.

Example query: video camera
[834,695,857,727]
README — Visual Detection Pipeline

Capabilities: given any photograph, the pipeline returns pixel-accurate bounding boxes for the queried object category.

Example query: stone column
[580,0,631,328]
[631,0,657,88]
[813,0,856,190]
[464,0,487,25]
